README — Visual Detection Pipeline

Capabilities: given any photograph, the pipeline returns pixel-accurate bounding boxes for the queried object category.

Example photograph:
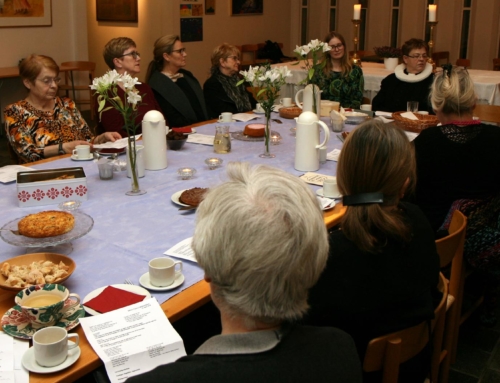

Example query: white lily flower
[126,90,142,105]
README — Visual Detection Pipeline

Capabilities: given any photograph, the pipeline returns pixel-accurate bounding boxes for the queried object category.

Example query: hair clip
[343,193,384,206]
[441,63,453,78]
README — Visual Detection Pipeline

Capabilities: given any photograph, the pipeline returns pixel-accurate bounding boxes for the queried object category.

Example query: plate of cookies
[0,252,76,291]
[0,210,94,248]
[171,188,208,208]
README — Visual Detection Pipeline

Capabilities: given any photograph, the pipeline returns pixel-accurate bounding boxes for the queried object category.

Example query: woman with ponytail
[414,65,500,233]
[306,120,440,382]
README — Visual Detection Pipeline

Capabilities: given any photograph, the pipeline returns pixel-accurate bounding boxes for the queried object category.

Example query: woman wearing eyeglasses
[146,35,208,128]
[203,43,256,118]
[4,54,120,163]
[313,31,364,109]
[97,37,164,137]
[372,38,434,113]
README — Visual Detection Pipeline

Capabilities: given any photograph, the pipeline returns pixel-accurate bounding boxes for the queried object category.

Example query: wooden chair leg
[383,338,401,383]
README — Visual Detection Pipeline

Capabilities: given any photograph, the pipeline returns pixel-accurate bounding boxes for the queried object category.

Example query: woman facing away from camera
[4,54,120,163]
[203,43,256,118]
[312,31,364,109]
[146,34,208,128]
[306,120,440,383]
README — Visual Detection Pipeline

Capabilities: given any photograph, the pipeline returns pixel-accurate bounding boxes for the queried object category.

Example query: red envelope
[84,286,147,314]
[172,127,192,133]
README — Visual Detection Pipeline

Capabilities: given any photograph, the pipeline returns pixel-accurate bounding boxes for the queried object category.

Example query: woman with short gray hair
[127,162,362,383]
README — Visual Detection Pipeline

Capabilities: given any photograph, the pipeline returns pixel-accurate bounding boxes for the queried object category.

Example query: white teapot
[295,84,322,115]
[294,111,330,171]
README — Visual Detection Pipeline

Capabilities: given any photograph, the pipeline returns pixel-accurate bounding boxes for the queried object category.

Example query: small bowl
[177,167,196,180]
[167,138,187,151]
[205,157,223,170]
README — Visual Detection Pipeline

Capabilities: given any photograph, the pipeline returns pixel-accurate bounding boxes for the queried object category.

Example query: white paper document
[327,149,341,161]
[164,237,197,263]
[93,135,142,149]
[233,113,258,122]
[0,333,29,383]
[299,172,332,186]
[186,134,214,146]
[80,299,186,383]
[0,165,34,184]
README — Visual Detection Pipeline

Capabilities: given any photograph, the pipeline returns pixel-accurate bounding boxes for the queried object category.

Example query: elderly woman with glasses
[97,37,164,137]
[372,38,434,113]
[4,54,120,163]
[127,162,362,383]
[203,43,256,118]
[312,31,364,109]
[146,34,208,128]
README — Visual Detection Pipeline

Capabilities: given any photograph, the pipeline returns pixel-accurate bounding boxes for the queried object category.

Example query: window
[459,0,472,58]
[329,0,337,33]
[359,0,368,50]
[390,0,400,48]
[301,0,308,45]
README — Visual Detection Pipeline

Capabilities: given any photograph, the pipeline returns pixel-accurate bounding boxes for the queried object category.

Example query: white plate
[316,188,342,199]
[70,154,93,161]
[171,190,190,207]
[82,284,151,316]
[252,109,265,114]
[139,272,185,291]
[22,340,80,373]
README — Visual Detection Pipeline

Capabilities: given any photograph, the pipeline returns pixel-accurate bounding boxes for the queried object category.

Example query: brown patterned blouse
[4,97,93,163]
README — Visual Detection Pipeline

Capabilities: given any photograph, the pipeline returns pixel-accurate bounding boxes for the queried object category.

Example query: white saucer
[71,154,93,161]
[82,284,151,316]
[139,272,185,291]
[171,190,190,207]
[22,340,80,374]
[252,109,265,114]
[316,188,342,199]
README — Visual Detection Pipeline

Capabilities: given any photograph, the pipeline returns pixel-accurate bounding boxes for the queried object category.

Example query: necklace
[448,120,481,126]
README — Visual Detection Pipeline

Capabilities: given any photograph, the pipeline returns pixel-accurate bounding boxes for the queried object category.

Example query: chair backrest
[456,58,470,68]
[240,44,268,68]
[473,104,500,124]
[363,273,448,383]
[432,51,450,67]
[493,58,500,71]
[435,210,467,268]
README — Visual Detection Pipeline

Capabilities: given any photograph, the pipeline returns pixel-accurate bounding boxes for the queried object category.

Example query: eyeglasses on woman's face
[36,77,61,86]
[227,55,240,61]
[329,43,344,51]
[172,48,187,54]
[406,53,428,59]
[119,51,140,59]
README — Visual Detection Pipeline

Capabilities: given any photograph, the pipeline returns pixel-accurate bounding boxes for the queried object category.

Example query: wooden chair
[240,44,268,69]
[435,210,467,382]
[363,273,448,383]
[493,58,500,71]
[455,58,470,68]
[58,61,96,121]
[473,104,500,125]
[432,51,450,67]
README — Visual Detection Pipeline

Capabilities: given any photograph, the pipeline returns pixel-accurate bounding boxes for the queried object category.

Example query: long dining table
[273,61,500,106]
[0,115,348,383]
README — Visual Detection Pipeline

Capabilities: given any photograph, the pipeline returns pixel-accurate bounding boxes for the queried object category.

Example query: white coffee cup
[280,97,292,107]
[323,177,340,198]
[72,145,90,159]
[149,257,183,287]
[255,103,264,113]
[360,104,372,111]
[33,327,79,367]
[218,112,233,123]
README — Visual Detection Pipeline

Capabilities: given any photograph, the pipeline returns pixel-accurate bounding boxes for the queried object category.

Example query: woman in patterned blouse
[313,31,364,109]
[4,55,120,163]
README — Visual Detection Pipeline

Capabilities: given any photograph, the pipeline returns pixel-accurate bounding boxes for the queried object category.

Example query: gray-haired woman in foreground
[127,162,362,383]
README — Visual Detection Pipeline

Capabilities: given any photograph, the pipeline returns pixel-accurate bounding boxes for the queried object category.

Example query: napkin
[317,196,336,210]
[327,149,341,161]
[84,286,147,314]
[172,127,192,133]
[331,110,347,121]
[400,112,419,120]
[233,113,258,122]
[375,111,393,118]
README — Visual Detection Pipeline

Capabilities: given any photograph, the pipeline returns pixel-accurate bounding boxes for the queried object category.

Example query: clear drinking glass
[214,125,231,154]
[407,101,419,113]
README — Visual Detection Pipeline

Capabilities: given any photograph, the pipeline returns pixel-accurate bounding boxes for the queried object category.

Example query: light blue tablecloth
[0,114,351,307]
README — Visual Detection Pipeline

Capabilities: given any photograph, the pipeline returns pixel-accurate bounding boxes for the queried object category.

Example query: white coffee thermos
[295,84,322,116]
[142,110,168,170]
[294,111,330,171]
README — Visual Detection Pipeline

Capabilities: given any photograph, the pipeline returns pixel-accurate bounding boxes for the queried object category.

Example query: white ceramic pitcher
[295,84,322,115]
[294,111,330,171]
[142,110,168,170]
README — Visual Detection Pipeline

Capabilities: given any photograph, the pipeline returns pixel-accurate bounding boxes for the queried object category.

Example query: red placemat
[84,286,147,314]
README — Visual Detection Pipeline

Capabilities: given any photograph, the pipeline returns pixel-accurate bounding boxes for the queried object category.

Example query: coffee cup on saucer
[15,284,80,328]
[323,177,340,198]
[33,326,79,367]
[148,257,183,287]
[72,145,91,159]
[218,112,233,123]
[280,97,292,107]
[255,103,265,113]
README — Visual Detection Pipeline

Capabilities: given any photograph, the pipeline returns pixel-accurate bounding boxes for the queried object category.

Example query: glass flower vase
[126,138,146,196]
[259,114,275,158]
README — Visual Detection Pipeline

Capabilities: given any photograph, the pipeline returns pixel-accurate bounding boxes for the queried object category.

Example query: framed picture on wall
[0,0,52,28]
[205,0,215,15]
[231,0,263,16]
[96,0,138,22]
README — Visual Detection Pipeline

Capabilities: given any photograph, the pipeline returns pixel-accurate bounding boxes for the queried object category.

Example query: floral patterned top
[313,65,364,109]
[4,97,93,163]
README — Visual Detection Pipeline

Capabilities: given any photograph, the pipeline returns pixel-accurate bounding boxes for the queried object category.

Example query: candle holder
[205,157,223,170]
[270,133,282,145]
[351,19,362,67]
[427,21,438,71]
[58,200,81,211]
[177,167,196,180]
